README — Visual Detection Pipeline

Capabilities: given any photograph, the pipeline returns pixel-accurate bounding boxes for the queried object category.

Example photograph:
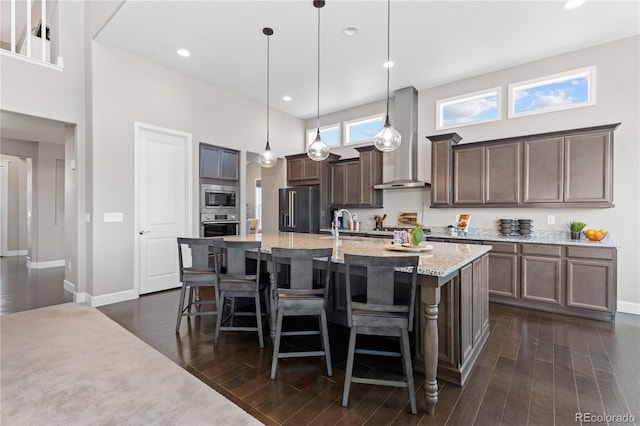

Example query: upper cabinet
[285,153,340,186]
[200,143,239,182]
[429,123,619,208]
[329,146,383,208]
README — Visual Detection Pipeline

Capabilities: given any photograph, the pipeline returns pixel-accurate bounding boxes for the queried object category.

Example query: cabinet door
[330,163,345,206]
[521,255,562,305]
[487,252,519,298]
[220,149,239,181]
[287,157,306,182]
[564,131,612,203]
[566,259,614,312]
[523,137,564,203]
[358,147,383,207]
[200,145,221,179]
[345,161,361,205]
[485,142,520,204]
[303,159,321,181]
[454,146,484,204]
[432,140,452,205]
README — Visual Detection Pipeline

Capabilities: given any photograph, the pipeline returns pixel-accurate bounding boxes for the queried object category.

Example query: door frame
[0,160,10,257]
[133,122,193,296]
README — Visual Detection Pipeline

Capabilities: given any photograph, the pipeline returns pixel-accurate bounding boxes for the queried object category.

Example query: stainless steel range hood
[374,86,430,190]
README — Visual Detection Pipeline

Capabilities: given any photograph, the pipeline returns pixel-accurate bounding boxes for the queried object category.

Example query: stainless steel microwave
[200,184,238,214]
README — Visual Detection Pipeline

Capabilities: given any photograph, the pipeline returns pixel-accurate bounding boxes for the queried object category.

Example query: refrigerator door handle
[289,191,296,228]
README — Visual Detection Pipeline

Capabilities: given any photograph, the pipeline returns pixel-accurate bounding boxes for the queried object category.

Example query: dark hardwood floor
[0,255,72,315]
[2,256,638,425]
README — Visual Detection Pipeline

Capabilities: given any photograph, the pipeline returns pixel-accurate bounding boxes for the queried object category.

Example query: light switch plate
[547,215,555,225]
[104,212,124,223]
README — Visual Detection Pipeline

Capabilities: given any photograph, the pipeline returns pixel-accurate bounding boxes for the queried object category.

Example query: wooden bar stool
[341,253,419,415]
[212,240,267,348]
[269,247,333,379]
[175,237,222,333]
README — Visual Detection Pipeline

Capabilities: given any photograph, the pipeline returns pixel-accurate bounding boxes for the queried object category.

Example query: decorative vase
[571,231,581,240]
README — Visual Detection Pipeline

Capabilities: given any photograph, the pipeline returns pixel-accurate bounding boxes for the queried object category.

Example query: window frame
[343,113,385,146]
[508,66,596,119]
[436,87,502,130]
[306,123,341,149]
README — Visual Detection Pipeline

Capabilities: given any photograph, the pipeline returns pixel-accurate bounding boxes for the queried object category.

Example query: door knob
[139,230,150,235]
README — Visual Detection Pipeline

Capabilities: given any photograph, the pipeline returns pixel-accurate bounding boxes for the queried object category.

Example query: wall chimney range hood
[374,86,430,190]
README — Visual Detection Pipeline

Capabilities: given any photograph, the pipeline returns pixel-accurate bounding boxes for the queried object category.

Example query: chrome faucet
[332,209,353,242]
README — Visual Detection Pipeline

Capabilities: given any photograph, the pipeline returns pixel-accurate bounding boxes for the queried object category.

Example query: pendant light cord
[316,5,321,134]
[266,33,270,145]
[385,0,391,121]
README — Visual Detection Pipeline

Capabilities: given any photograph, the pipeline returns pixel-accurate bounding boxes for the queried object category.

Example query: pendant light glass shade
[259,141,276,168]
[307,130,330,160]
[307,1,330,162]
[259,27,277,168]
[374,116,402,151]
[375,0,401,152]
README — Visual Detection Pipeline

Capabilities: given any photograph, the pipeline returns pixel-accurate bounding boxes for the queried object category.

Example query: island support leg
[268,263,276,339]
[421,285,441,414]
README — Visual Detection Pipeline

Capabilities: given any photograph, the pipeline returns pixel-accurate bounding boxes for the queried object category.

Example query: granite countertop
[319,227,616,248]
[225,232,491,277]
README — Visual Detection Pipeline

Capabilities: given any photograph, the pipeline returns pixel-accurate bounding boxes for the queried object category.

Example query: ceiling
[95,0,639,120]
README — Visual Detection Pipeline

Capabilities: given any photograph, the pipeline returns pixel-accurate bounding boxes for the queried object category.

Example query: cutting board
[398,212,417,226]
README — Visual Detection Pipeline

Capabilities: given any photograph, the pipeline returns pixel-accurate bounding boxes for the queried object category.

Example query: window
[508,66,596,118]
[436,88,501,130]
[306,124,340,148]
[344,114,384,145]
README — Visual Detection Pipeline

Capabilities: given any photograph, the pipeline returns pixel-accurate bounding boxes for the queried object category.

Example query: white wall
[90,42,304,298]
[335,36,639,310]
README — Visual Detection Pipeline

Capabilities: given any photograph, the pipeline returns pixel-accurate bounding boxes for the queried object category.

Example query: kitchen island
[225,232,492,414]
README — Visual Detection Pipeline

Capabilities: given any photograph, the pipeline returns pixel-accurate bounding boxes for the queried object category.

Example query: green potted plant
[569,221,586,240]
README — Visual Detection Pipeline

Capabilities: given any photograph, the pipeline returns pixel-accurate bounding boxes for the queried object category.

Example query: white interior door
[135,123,192,295]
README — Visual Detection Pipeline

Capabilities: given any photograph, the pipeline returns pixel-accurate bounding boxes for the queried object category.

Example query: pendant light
[307,0,330,162]
[259,27,277,168]
[374,0,401,152]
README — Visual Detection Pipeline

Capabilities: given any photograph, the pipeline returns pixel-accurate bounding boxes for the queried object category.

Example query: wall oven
[200,184,238,214]
[200,213,240,237]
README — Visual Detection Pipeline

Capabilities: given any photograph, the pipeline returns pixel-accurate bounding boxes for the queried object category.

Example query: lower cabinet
[521,244,563,305]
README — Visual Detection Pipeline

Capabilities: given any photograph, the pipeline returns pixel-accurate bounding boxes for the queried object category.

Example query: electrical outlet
[547,215,555,225]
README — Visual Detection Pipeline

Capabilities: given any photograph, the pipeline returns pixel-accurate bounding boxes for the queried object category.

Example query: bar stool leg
[401,328,417,414]
[320,309,332,377]
[270,308,285,379]
[342,327,358,407]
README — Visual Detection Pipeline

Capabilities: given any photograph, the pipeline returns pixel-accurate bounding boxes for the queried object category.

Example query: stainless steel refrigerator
[279,186,320,233]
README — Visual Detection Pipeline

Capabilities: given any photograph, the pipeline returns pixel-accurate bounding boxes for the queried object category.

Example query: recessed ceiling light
[282,96,292,102]
[383,60,394,68]
[563,0,585,10]
[343,27,359,37]
[177,49,190,57]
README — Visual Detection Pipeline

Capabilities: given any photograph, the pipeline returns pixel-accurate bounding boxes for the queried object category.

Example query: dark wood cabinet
[565,246,616,313]
[521,244,563,305]
[523,136,564,203]
[200,144,239,181]
[329,146,383,208]
[485,142,520,204]
[564,131,612,203]
[286,154,321,185]
[429,124,618,208]
[453,146,484,204]
[428,133,461,206]
[485,242,519,298]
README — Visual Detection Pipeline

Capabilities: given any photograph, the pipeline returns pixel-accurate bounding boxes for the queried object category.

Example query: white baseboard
[5,250,28,256]
[617,301,640,316]
[89,289,138,307]
[27,259,65,269]
[63,280,87,303]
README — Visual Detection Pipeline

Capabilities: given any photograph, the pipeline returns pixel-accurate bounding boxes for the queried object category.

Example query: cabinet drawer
[521,244,562,257]
[485,242,518,254]
[566,246,615,260]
